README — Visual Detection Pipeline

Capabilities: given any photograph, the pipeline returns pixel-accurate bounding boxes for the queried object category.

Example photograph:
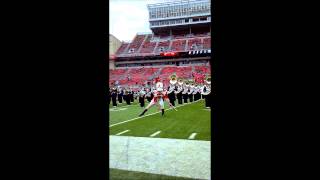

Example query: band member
[129,88,134,102]
[201,76,211,108]
[117,86,123,104]
[200,84,204,99]
[192,83,198,101]
[150,88,154,101]
[168,75,177,106]
[124,88,131,105]
[139,87,146,107]
[196,84,201,101]
[111,87,117,107]
[176,79,183,104]
[133,90,138,101]
[145,88,152,102]
[193,84,197,101]
[188,82,194,102]
[182,82,189,103]
[139,78,174,117]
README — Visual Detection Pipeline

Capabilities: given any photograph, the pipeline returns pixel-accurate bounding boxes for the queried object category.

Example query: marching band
[108,73,212,113]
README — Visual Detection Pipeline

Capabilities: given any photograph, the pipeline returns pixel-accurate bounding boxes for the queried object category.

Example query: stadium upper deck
[147,0,210,29]
[113,0,211,60]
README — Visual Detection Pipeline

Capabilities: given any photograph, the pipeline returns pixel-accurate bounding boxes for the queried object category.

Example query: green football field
[109,99,211,180]
[109,99,211,141]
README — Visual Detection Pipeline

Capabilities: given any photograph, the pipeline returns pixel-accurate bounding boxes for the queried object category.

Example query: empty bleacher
[126,34,147,53]
[115,33,211,55]
[187,38,203,50]
[115,43,129,55]
[170,39,187,51]
[139,41,157,53]
[154,40,170,52]
[203,38,211,49]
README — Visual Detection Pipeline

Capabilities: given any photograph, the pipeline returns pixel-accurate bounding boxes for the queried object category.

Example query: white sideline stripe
[109,99,203,128]
[109,135,211,179]
[115,130,130,136]
[188,133,197,139]
[150,131,161,137]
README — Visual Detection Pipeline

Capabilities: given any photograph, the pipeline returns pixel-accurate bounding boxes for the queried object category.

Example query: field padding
[109,135,211,180]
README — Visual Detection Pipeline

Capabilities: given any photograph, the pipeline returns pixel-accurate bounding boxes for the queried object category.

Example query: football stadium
[109,0,212,179]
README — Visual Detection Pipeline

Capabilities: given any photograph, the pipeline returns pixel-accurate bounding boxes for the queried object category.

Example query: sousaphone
[190,80,195,88]
[205,75,211,85]
[178,78,184,86]
[169,73,177,85]
[185,80,190,88]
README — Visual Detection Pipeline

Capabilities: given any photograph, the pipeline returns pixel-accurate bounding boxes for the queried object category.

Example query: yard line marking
[150,131,161,137]
[109,108,127,112]
[115,130,130,136]
[188,133,197,139]
[109,99,203,128]
[109,104,139,110]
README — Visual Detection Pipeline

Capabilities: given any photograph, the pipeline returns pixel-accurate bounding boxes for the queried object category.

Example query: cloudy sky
[110,0,172,42]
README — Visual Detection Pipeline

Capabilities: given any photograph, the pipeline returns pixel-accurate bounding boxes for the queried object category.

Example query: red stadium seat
[170,39,187,51]
[154,41,170,52]
[109,65,209,87]
[126,35,147,53]
[203,38,211,49]
[115,43,129,55]
[111,32,211,87]
[140,41,157,53]
[114,33,211,57]
[187,38,203,50]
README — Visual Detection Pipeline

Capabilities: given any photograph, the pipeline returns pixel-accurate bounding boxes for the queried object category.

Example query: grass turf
[109,100,211,141]
[109,168,199,180]
[109,100,139,108]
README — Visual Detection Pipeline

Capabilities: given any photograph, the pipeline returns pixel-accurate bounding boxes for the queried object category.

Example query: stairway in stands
[148,67,162,80]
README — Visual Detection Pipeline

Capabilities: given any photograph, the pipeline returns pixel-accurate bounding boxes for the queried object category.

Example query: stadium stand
[126,34,147,53]
[139,40,157,53]
[110,0,211,88]
[187,38,203,50]
[115,33,211,56]
[203,37,211,49]
[154,40,170,53]
[115,43,129,55]
[170,39,187,51]
[195,65,211,74]
[109,65,206,88]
